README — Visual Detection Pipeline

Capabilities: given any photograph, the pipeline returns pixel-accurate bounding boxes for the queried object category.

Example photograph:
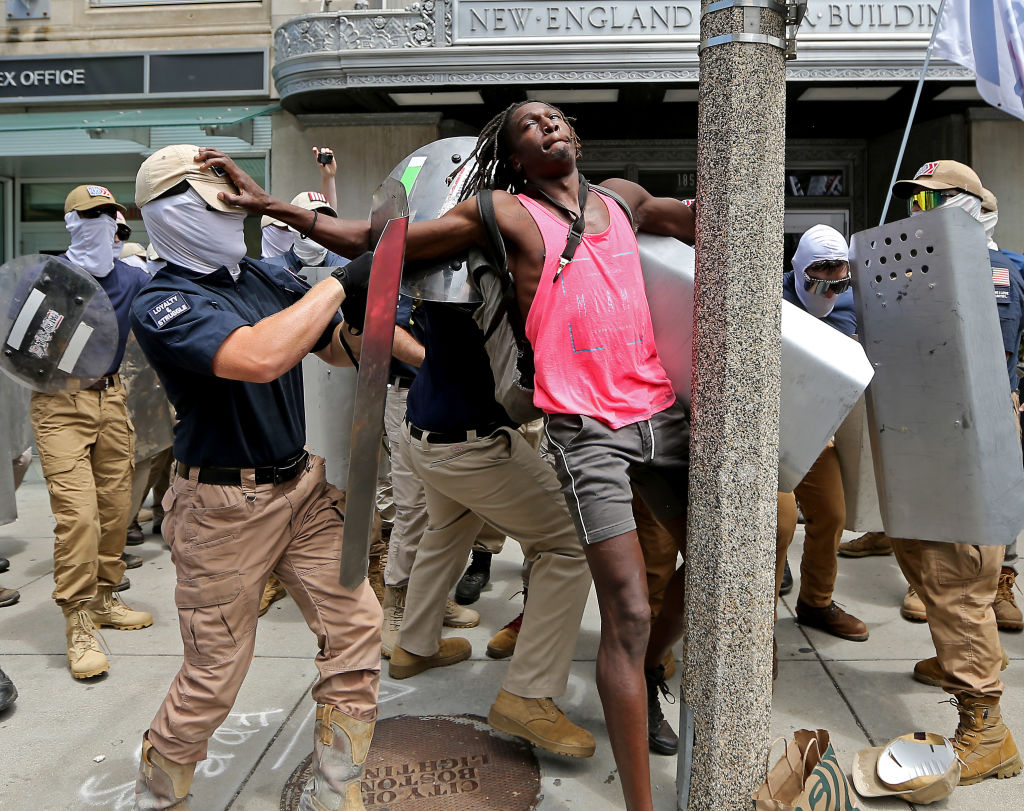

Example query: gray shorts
[544,401,690,545]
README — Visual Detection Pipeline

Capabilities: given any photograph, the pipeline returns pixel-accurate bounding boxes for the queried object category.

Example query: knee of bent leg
[605,598,652,646]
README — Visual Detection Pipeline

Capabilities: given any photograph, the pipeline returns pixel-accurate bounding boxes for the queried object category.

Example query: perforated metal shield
[640,233,874,492]
[850,206,1024,544]
[833,395,883,533]
[0,254,118,393]
[389,137,483,304]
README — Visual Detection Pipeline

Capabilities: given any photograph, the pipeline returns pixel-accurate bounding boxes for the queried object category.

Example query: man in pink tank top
[199,100,696,811]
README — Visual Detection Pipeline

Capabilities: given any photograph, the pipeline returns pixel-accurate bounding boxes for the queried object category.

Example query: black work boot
[779,560,793,596]
[455,550,492,605]
[644,663,678,755]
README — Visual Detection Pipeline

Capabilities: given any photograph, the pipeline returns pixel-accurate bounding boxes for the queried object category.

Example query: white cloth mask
[979,209,998,250]
[142,188,247,279]
[65,211,116,278]
[292,233,329,266]
[261,225,294,259]
[795,277,839,318]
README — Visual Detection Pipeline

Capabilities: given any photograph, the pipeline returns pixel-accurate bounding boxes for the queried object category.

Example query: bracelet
[299,210,319,240]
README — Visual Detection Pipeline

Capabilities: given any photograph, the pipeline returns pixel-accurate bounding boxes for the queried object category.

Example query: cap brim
[892,177,958,199]
[187,176,245,214]
[74,198,128,216]
[852,747,909,799]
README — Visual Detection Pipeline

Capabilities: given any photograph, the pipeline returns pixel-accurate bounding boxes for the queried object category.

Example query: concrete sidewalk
[0,461,1020,810]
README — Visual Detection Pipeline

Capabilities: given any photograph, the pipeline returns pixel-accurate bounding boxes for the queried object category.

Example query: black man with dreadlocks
[199,99,696,811]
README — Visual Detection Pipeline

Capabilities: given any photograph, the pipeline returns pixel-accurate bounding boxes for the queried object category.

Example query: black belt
[406,420,502,444]
[390,375,414,389]
[85,374,117,391]
[176,450,309,486]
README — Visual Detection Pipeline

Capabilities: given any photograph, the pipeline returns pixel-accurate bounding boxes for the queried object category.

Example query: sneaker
[121,552,143,570]
[455,551,491,605]
[779,560,793,596]
[258,574,288,617]
[950,695,1023,785]
[486,611,523,659]
[0,587,19,608]
[125,520,144,546]
[388,638,471,680]
[645,663,678,755]
[795,598,869,641]
[914,650,1010,688]
[112,576,130,593]
[0,667,16,711]
[994,567,1023,632]
[64,608,109,679]
[901,586,927,622]
[837,531,892,558]
[444,598,480,629]
[488,688,596,758]
[87,588,153,631]
[381,585,406,658]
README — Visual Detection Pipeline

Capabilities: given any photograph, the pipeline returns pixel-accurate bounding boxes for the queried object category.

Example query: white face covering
[291,232,329,266]
[65,211,116,278]
[979,209,998,250]
[792,224,849,319]
[142,188,247,279]
[261,224,294,259]
[795,278,840,318]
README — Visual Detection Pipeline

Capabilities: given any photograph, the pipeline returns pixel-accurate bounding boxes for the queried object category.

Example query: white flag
[933,0,1024,122]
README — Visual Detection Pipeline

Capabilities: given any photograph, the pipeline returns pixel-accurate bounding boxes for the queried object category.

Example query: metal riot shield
[833,394,883,533]
[639,233,874,492]
[340,178,410,590]
[390,137,483,304]
[0,254,118,393]
[121,333,174,463]
[850,207,1024,544]
[0,372,30,525]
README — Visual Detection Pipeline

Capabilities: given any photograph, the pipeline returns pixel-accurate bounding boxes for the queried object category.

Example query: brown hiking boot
[135,733,195,809]
[64,608,109,679]
[380,585,406,658]
[950,695,1023,785]
[901,586,927,622]
[388,638,471,680]
[299,704,374,811]
[795,599,869,641]
[837,531,892,558]
[915,649,1010,687]
[486,611,523,659]
[488,688,595,758]
[367,554,386,606]
[87,587,153,630]
[994,567,1023,632]
[258,574,288,617]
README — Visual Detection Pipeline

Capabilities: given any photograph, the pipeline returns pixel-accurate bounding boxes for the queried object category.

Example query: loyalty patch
[148,294,191,329]
[915,161,940,179]
[86,185,112,198]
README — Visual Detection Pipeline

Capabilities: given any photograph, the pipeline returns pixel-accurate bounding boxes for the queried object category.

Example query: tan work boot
[367,554,386,606]
[135,733,195,810]
[837,531,892,558]
[994,567,1023,632]
[380,585,406,659]
[901,586,927,622]
[87,586,153,630]
[258,574,289,617]
[488,688,596,758]
[64,607,109,679]
[443,597,480,628]
[951,694,1023,785]
[486,611,523,659]
[298,704,374,811]
[388,638,471,680]
[915,649,1010,687]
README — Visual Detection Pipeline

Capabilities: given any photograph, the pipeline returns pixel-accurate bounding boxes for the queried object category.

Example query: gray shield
[640,232,874,492]
[0,372,30,526]
[833,394,883,533]
[121,333,175,463]
[389,137,483,304]
[850,206,1024,544]
[0,254,119,393]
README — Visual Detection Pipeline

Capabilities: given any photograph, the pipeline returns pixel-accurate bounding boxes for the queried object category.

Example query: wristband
[300,210,319,240]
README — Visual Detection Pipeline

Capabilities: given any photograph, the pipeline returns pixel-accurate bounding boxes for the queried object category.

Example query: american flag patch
[307,192,327,203]
[993,267,1010,287]
[915,162,940,178]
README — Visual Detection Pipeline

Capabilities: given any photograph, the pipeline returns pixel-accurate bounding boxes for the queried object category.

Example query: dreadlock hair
[452,99,582,202]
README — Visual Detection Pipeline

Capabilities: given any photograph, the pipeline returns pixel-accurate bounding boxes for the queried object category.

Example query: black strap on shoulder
[591,183,636,231]
[473,190,531,352]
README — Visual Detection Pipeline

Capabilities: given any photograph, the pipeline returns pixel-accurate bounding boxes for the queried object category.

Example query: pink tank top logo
[520,191,676,429]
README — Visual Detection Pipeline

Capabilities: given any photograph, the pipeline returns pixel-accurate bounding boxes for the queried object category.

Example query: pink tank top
[520,191,676,429]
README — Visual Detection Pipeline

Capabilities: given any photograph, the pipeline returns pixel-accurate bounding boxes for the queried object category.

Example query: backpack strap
[591,183,636,231]
[472,190,531,351]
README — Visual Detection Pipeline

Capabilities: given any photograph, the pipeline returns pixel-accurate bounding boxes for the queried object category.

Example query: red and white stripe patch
[915,161,940,178]
[307,192,327,203]
[993,267,1011,287]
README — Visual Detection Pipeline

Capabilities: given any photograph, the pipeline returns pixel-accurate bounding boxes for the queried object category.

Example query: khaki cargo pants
[30,378,133,608]
[148,454,382,764]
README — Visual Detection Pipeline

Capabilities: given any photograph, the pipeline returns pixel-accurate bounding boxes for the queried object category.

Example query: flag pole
[878,0,949,226]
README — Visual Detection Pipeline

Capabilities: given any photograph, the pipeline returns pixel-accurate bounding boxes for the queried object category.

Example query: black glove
[333,251,373,333]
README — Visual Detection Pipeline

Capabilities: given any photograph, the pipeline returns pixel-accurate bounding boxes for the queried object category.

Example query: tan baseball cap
[146,243,161,261]
[120,242,145,259]
[135,144,243,213]
[289,191,337,217]
[893,159,984,199]
[64,184,127,216]
[261,214,286,229]
[852,732,958,804]
[981,187,998,213]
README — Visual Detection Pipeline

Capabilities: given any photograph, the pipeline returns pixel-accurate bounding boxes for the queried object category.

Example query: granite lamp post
[679,1,790,808]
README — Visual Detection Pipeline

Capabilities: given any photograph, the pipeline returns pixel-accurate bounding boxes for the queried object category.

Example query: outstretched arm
[598,178,695,245]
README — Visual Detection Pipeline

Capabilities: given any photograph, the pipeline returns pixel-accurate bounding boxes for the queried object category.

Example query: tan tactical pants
[30,378,133,608]
[398,423,591,698]
[148,454,381,764]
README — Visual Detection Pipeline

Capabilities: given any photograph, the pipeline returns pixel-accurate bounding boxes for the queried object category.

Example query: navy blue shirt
[130,258,341,467]
[992,248,1024,390]
[781,271,857,337]
[266,246,350,275]
[60,254,150,375]
[405,302,514,433]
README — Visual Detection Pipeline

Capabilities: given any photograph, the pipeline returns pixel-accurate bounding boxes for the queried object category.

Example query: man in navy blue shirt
[128,144,383,811]
[30,184,152,682]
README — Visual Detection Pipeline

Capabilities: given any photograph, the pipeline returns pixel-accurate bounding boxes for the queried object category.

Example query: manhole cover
[281,714,541,810]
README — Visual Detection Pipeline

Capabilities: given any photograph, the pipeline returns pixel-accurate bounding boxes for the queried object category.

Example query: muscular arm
[599,178,695,245]
[393,325,425,367]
